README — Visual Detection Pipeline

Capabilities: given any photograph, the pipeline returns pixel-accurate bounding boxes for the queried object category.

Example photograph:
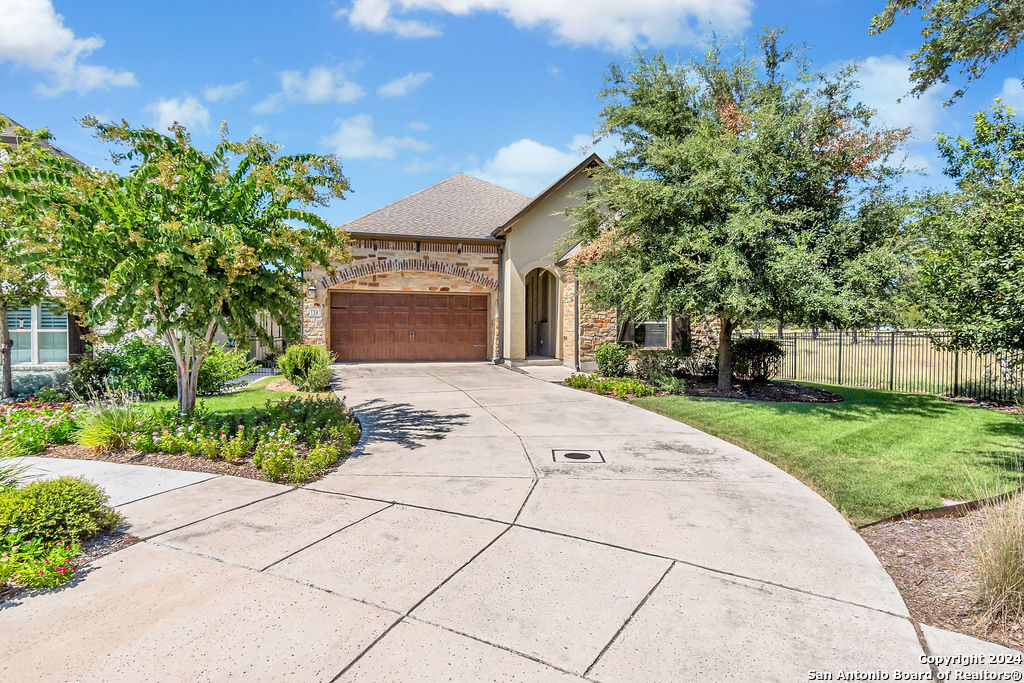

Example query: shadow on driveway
[349,398,470,451]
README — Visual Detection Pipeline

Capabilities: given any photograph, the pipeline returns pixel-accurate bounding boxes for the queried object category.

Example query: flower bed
[0,399,86,456]
[73,395,360,484]
[0,476,121,595]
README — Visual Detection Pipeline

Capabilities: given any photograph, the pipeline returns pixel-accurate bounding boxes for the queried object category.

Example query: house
[1,114,89,381]
[302,155,677,370]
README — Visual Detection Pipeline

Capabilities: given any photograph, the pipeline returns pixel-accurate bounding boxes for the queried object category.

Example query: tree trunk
[777,319,784,339]
[0,299,11,401]
[717,315,733,394]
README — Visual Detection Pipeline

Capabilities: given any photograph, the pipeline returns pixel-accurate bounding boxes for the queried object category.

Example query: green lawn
[632,384,1024,526]
[138,377,324,415]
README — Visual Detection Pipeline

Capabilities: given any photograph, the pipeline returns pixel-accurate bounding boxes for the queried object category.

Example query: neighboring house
[303,154,677,370]
[1,114,89,378]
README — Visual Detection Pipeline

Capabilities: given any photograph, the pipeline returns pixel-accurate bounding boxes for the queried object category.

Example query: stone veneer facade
[561,277,619,370]
[303,238,501,358]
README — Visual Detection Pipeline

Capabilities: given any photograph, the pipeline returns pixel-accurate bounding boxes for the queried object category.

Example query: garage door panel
[330,292,488,362]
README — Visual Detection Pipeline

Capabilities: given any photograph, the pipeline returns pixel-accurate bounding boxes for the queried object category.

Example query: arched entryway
[525,268,558,358]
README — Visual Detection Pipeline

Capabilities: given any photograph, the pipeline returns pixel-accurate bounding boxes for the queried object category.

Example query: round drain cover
[563,452,592,460]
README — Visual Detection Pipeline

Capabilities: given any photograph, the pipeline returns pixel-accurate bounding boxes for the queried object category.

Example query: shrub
[970,495,1024,625]
[69,352,118,399]
[595,343,630,378]
[77,403,156,452]
[730,337,785,381]
[0,532,82,589]
[197,345,258,396]
[253,424,299,483]
[675,336,717,377]
[33,385,70,403]
[655,375,687,394]
[0,477,120,544]
[633,350,681,383]
[279,344,335,391]
[70,338,254,400]
[264,396,355,445]
[564,374,655,398]
[565,374,590,389]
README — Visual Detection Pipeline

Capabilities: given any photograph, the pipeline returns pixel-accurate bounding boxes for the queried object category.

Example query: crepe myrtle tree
[0,119,82,399]
[566,31,912,393]
[21,118,351,414]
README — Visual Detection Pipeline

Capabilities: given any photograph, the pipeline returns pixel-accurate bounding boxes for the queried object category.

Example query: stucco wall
[304,238,501,358]
[501,172,594,363]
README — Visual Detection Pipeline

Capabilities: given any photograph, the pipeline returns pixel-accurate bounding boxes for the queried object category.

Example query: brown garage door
[330,292,489,362]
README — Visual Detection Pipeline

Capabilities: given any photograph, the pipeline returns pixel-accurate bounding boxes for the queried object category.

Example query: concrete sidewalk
[2,362,1020,681]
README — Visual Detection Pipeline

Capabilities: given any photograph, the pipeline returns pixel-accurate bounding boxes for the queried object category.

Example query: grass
[632,383,1024,526]
[137,377,327,415]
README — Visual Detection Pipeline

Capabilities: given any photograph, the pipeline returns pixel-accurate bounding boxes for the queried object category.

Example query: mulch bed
[682,377,844,403]
[40,444,270,480]
[942,395,1022,414]
[861,511,1023,652]
[266,378,300,392]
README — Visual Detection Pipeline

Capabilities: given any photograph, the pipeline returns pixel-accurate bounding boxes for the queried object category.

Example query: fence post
[953,350,960,396]
[837,329,843,385]
[889,331,895,391]
[792,332,797,379]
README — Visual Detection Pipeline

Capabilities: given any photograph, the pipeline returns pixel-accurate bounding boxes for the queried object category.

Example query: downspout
[573,276,581,372]
[495,237,505,364]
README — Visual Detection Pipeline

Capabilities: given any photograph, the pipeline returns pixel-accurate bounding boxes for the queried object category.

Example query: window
[7,305,68,365]
[639,320,669,348]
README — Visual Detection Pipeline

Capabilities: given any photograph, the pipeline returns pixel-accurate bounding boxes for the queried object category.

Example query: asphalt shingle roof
[0,112,80,162]
[340,173,531,241]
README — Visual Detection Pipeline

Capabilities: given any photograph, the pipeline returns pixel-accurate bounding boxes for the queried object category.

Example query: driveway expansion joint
[259,502,395,572]
[584,561,676,678]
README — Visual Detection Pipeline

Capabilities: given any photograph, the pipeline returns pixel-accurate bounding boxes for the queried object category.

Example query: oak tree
[566,32,912,392]
[870,0,1024,102]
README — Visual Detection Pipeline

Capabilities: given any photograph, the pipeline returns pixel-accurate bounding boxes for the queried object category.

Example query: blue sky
[2,0,1024,225]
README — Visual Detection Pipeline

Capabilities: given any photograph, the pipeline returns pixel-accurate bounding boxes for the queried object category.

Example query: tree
[0,118,80,399]
[915,103,1024,355]
[14,119,351,413]
[870,0,1024,103]
[566,31,911,392]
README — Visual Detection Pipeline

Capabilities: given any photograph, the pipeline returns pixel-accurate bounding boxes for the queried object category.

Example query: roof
[492,153,604,237]
[340,173,532,241]
[0,113,80,163]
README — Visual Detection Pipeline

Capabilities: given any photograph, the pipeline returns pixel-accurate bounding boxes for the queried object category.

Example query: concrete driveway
[2,363,1019,681]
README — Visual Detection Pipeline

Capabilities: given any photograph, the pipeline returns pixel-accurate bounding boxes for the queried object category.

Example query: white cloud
[378,71,432,97]
[340,0,752,51]
[335,2,441,37]
[203,80,247,102]
[854,55,946,142]
[467,134,615,195]
[407,120,430,131]
[146,95,211,132]
[0,0,136,95]
[997,78,1024,113]
[548,65,562,77]
[321,113,431,160]
[254,65,365,113]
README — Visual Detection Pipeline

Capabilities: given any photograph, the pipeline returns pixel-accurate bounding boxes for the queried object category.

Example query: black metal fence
[246,335,285,378]
[736,329,1024,402]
